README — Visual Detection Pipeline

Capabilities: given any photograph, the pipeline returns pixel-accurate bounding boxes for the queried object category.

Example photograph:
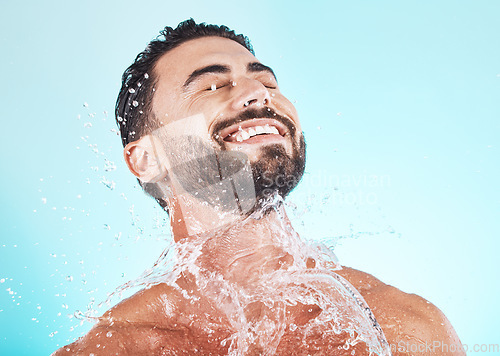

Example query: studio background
[1,1,498,354]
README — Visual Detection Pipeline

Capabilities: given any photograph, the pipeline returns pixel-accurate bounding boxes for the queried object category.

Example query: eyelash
[205,82,277,91]
[206,84,228,91]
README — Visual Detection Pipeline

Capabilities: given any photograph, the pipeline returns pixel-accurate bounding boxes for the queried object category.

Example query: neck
[171,196,303,287]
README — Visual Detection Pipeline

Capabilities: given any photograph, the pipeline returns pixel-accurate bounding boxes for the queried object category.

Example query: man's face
[151,36,305,203]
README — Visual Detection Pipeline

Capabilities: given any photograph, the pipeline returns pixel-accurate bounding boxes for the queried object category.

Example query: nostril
[244,99,257,107]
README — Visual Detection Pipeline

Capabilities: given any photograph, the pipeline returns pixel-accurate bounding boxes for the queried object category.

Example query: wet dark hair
[115,19,254,211]
[115,18,254,147]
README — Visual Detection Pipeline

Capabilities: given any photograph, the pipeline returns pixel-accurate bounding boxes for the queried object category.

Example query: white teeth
[248,127,256,137]
[255,126,265,134]
[230,124,281,142]
[241,130,250,140]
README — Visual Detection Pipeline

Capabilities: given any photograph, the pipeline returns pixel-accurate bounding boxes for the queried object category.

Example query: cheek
[273,93,301,132]
[182,93,231,127]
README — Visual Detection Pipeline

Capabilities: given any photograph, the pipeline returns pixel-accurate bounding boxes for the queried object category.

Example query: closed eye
[206,83,228,91]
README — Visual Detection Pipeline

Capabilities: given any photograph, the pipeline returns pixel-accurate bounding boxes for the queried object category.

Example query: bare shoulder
[336,266,465,355]
[52,283,183,355]
[101,282,181,325]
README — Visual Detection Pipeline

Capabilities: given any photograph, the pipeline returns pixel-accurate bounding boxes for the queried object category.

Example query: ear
[124,135,168,183]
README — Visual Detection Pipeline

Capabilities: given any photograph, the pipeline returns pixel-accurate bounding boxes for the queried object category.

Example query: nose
[230,78,272,111]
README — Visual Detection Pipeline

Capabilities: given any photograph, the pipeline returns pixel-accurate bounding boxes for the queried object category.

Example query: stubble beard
[212,107,307,211]
[161,107,306,216]
[250,133,306,206]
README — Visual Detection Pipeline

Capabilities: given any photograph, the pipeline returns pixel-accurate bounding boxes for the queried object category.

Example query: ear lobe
[124,135,168,183]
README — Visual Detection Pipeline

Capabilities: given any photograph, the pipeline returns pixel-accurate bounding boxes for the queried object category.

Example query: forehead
[153,36,257,87]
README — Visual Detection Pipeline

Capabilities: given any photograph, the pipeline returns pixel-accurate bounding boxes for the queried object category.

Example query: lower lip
[225,133,286,146]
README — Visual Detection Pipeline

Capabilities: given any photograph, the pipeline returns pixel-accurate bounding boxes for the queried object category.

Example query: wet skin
[53,37,464,355]
[52,265,464,355]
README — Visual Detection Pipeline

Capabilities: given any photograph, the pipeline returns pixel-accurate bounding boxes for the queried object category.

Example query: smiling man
[53,19,464,355]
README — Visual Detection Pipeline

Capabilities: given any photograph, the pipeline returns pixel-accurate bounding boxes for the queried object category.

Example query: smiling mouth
[217,118,287,144]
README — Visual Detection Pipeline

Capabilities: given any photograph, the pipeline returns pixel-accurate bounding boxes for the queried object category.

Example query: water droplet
[128,88,136,94]
[100,177,116,190]
[83,102,89,108]
[289,323,297,331]
[84,122,92,128]
[144,73,149,79]
[65,276,73,282]
[211,84,217,91]
[104,159,116,172]
[132,100,139,107]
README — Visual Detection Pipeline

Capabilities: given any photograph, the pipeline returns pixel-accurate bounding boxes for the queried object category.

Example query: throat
[199,204,300,286]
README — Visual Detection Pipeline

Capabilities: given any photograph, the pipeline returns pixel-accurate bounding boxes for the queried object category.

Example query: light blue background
[1,1,498,354]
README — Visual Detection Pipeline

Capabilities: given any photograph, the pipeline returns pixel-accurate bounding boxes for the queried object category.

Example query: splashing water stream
[88,195,392,355]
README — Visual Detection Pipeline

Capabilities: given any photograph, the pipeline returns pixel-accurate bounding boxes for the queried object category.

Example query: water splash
[88,196,391,355]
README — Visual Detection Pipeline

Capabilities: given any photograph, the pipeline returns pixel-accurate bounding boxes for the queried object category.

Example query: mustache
[211,107,297,144]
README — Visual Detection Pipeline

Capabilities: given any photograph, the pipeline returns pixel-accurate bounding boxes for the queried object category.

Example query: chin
[251,134,306,202]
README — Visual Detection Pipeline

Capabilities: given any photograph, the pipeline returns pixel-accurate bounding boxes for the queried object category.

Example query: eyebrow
[183,62,277,89]
[183,64,230,88]
[247,62,277,81]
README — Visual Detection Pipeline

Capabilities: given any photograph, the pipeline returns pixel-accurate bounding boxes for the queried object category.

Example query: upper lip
[216,118,287,142]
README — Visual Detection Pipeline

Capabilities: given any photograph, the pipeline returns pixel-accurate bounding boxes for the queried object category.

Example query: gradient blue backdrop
[1,1,499,354]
